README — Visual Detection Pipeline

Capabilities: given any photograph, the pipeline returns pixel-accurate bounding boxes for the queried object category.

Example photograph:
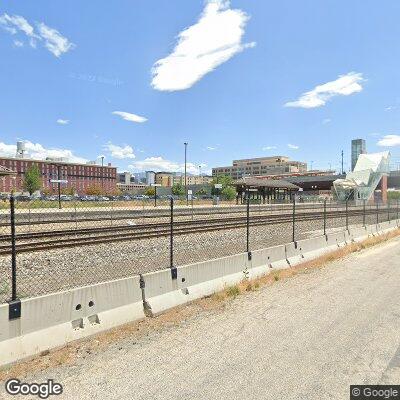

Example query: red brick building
[0,157,117,194]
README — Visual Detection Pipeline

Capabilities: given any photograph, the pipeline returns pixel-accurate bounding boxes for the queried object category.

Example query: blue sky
[1,0,400,174]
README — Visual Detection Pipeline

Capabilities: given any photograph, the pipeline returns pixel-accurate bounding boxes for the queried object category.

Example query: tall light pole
[184,142,188,205]
[341,150,344,174]
[198,165,202,177]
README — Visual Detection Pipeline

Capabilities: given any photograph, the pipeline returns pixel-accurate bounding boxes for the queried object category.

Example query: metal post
[345,200,348,231]
[323,199,327,236]
[397,199,399,221]
[387,200,390,222]
[292,196,296,243]
[363,199,366,227]
[57,165,62,210]
[246,195,250,254]
[74,201,78,230]
[376,202,379,225]
[184,142,188,206]
[110,200,114,227]
[10,195,17,301]
[154,185,157,207]
[170,198,176,278]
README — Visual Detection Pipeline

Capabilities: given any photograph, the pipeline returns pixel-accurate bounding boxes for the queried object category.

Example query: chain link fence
[0,195,399,303]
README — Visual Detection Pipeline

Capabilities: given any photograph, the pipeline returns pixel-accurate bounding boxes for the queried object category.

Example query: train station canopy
[234,177,300,190]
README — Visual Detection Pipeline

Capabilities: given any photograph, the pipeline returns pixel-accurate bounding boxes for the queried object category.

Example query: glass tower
[351,139,366,171]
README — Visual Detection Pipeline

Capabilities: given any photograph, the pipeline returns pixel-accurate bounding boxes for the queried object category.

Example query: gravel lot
[0,207,390,303]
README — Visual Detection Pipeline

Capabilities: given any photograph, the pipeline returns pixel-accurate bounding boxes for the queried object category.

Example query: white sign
[187,190,193,195]
[214,184,222,189]
[50,179,68,184]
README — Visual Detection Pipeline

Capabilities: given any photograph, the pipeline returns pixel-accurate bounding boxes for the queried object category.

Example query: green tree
[221,186,236,201]
[23,164,41,195]
[171,183,185,196]
[195,187,208,196]
[144,187,155,196]
[85,184,103,195]
[388,191,400,200]
[211,175,234,196]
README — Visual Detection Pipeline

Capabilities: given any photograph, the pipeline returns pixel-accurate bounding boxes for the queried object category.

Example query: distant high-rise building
[351,139,366,171]
[145,171,156,186]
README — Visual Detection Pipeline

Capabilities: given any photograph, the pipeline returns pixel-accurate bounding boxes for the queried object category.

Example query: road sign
[50,179,68,184]
[214,184,222,189]
[187,190,193,195]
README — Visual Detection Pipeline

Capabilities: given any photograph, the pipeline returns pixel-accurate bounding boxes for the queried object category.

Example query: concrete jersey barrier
[0,276,144,367]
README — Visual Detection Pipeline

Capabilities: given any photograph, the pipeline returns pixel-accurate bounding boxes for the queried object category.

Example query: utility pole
[341,150,344,174]
[184,142,188,205]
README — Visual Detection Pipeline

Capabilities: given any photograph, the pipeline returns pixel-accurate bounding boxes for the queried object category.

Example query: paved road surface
[2,237,400,400]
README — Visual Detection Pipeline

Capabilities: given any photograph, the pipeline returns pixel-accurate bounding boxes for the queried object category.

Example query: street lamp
[184,142,188,205]
[99,155,105,192]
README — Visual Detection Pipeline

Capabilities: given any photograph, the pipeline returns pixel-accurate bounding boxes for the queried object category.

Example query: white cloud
[262,146,277,151]
[0,13,74,56]
[129,156,208,174]
[56,119,69,125]
[385,106,396,111]
[0,14,38,38]
[112,111,147,123]
[103,142,136,159]
[288,144,299,149]
[377,135,400,147]
[285,72,365,109]
[322,118,331,124]
[36,22,75,57]
[151,0,255,91]
[13,40,23,47]
[206,146,217,151]
[0,140,87,163]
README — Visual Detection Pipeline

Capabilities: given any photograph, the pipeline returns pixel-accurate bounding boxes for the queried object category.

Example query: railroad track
[0,204,348,227]
[0,208,391,255]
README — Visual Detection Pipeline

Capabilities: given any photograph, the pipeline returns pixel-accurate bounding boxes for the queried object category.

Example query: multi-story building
[173,175,213,186]
[145,171,156,186]
[155,172,174,187]
[212,156,307,180]
[351,139,366,171]
[0,156,117,194]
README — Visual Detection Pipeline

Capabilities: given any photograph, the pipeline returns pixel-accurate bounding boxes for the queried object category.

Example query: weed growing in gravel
[226,285,240,297]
